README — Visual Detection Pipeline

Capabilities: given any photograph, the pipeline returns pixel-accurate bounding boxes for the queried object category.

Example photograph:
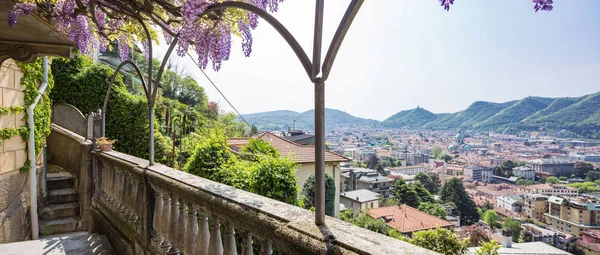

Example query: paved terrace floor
[0,232,114,255]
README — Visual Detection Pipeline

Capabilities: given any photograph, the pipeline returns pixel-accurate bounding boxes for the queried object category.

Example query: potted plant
[96,137,117,151]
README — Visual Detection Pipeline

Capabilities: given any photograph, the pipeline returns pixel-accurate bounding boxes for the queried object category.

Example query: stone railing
[91,150,438,254]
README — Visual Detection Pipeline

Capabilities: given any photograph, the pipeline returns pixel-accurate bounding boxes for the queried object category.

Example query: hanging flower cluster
[8,0,550,71]
[439,0,554,12]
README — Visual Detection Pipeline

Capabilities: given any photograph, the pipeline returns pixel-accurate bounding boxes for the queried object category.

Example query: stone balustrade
[91,150,438,255]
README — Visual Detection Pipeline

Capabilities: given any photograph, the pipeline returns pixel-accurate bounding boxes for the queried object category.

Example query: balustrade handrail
[93,150,438,254]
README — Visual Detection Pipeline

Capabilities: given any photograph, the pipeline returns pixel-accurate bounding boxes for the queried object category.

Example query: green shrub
[50,56,175,164]
[302,173,336,216]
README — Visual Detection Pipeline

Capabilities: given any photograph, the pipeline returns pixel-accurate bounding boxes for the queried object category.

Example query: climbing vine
[8,58,54,172]
[0,127,27,142]
[0,106,26,116]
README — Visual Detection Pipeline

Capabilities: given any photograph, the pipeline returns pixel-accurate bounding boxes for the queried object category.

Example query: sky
[156,0,600,121]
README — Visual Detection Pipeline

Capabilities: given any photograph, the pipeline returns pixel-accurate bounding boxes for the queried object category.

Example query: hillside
[243,91,600,138]
[381,107,438,128]
[241,108,378,131]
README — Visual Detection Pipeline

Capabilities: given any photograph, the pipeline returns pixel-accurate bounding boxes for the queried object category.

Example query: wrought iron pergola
[102,0,364,226]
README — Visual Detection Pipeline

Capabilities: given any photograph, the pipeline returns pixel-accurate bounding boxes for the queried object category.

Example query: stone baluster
[175,200,187,252]
[184,205,199,255]
[116,171,125,208]
[223,222,237,255]
[118,172,128,213]
[160,194,172,250]
[241,232,253,255]
[108,168,115,203]
[105,168,114,203]
[260,239,272,255]
[197,212,210,255]
[130,179,141,223]
[152,191,165,247]
[168,195,180,254]
[208,216,223,255]
[110,171,120,207]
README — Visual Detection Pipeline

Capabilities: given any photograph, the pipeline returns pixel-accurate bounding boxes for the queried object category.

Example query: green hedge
[50,57,174,164]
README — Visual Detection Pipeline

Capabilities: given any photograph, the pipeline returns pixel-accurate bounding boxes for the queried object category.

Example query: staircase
[39,165,81,236]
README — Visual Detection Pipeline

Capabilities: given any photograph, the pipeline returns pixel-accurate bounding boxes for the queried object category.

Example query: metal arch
[101,60,148,137]
[197,2,314,81]
[322,0,364,80]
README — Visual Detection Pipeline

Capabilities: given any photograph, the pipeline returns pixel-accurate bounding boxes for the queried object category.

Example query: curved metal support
[198,2,313,81]
[154,33,180,101]
[102,60,148,137]
[322,0,364,80]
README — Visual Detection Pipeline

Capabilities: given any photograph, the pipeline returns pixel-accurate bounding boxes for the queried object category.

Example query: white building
[385,165,430,176]
[513,166,536,182]
[340,189,380,213]
[464,165,493,183]
[497,195,524,213]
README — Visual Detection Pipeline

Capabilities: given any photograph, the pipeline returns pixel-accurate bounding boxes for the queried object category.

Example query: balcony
[34,123,437,254]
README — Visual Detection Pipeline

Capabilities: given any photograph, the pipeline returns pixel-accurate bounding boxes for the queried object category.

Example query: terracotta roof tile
[367,205,454,233]
[226,132,349,164]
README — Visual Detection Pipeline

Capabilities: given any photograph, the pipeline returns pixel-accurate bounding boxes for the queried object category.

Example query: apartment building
[526,158,575,177]
[497,195,524,213]
[522,194,549,221]
[545,196,600,237]
[464,165,493,183]
[340,189,381,213]
[385,165,430,176]
[341,167,395,198]
[517,184,578,197]
[513,166,536,182]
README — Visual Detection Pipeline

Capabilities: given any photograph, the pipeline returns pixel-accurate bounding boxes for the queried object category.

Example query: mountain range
[241,91,600,138]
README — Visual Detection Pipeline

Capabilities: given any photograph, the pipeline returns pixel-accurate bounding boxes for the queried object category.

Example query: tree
[586,171,600,181]
[418,202,448,220]
[302,174,336,216]
[410,183,435,204]
[441,154,453,163]
[250,125,259,136]
[474,240,500,255]
[380,197,399,207]
[575,161,595,178]
[516,179,533,186]
[481,200,494,211]
[184,131,232,180]
[559,176,568,182]
[416,172,441,194]
[440,178,480,225]
[408,227,469,255]
[545,176,559,184]
[457,225,491,247]
[251,156,300,206]
[520,230,533,243]
[392,179,421,208]
[503,218,522,243]
[483,210,499,229]
[492,166,502,176]
[367,156,380,170]
[431,146,443,158]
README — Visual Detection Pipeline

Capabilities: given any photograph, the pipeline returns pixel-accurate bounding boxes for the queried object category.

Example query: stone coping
[95,150,439,254]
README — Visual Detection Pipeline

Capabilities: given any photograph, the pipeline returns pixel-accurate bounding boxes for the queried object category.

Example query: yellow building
[545,196,600,237]
[522,194,549,222]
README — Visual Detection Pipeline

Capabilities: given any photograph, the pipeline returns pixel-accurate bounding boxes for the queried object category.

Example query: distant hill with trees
[243,91,600,138]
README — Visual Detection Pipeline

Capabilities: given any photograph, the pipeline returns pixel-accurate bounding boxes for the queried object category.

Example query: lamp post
[102,0,364,226]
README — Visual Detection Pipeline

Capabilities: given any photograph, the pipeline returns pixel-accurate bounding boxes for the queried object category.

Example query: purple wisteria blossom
[8,3,36,27]
[118,34,129,61]
[533,0,553,12]
[439,0,454,11]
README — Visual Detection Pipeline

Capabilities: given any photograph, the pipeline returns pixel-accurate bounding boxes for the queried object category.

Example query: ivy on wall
[0,58,53,172]
[0,106,26,116]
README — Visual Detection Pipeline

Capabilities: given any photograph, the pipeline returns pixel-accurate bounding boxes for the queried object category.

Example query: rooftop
[367,205,453,233]
[227,132,349,164]
[341,189,381,203]
[528,158,573,165]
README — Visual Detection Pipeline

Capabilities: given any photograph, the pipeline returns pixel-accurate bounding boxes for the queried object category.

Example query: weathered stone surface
[39,217,80,236]
[2,135,25,152]
[0,231,114,254]
[0,152,16,174]
[0,112,15,129]
[0,168,41,243]
[48,188,77,204]
[40,202,79,221]
[2,89,23,107]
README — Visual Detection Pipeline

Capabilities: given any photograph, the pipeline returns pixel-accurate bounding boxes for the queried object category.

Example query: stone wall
[0,59,26,175]
[0,60,37,243]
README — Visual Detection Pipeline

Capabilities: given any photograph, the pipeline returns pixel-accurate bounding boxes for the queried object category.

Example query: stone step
[39,217,80,236]
[48,188,78,204]
[47,172,75,190]
[0,232,114,254]
[40,202,79,221]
